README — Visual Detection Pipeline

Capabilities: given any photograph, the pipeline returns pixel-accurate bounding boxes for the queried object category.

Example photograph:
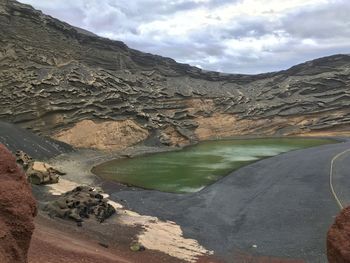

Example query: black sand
[0,121,73,159]
[107,139,350,261]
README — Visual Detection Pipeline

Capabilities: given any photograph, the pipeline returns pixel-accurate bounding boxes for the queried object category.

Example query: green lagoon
[92,138,335,193]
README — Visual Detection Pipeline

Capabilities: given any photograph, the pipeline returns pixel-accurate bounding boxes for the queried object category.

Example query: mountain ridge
[1,0,350,150]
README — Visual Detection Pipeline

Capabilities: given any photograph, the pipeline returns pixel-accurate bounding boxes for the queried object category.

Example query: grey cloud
[18,0,350,74]
[98,0,239,23]
[221,18,276,39]
[281,0,350,39]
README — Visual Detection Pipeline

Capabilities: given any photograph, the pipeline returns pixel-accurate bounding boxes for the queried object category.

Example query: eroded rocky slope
[1,0,350,149]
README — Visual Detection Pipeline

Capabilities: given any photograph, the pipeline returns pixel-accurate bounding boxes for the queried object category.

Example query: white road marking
[329,148,350,210]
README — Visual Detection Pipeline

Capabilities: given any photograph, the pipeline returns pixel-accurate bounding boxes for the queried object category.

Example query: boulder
[16,150,65,185]
[44,186,116,224]
[0,144,37,263]
[130,242,145,252]
[15,150,33,170]
[327,206,350,263]
[26,161,63,185]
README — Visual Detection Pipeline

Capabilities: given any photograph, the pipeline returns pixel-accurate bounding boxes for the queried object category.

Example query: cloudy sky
[19,0,350,74]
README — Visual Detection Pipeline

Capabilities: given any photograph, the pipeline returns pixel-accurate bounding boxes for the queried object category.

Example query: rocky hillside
[1,0,350,150]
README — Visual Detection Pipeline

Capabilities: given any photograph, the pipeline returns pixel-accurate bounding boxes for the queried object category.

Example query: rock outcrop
[16,150,65,184]
[0,1,350,149]
[44,186,116,224]
[327,206,350,263]
[0,144,37,263]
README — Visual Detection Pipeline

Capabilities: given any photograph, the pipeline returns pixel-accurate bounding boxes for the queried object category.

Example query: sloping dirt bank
[29,214,192,263]
[53,119,149,151]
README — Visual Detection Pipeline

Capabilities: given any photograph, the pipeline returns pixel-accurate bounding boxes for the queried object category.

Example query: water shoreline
[93,137,341,193]
[38,136,349,261]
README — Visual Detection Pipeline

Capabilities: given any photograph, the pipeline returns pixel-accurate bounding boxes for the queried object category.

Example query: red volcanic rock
[327,206,350,263]
[0,144,37,263]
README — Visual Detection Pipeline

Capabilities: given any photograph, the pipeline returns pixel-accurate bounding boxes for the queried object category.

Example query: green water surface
[92,138,336,193]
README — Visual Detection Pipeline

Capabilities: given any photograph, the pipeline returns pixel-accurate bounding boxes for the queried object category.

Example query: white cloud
[18,0,350,73]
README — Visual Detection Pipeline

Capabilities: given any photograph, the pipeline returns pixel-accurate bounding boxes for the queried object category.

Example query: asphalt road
[109,139,350,262]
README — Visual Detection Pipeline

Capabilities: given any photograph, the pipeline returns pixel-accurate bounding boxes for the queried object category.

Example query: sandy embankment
[53,120,149,150]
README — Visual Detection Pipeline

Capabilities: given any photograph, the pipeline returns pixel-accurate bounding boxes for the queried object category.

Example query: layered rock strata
[0,1,350,150]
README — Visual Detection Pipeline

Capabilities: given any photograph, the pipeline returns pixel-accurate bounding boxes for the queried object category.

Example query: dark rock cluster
[44,186,116,224]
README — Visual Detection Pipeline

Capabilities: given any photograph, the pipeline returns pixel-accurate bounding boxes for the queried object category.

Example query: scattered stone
[44,186,116,223]
[130,242,145,252]
[98,242,109,248]
[15,150,33,170]
[121,154,132,158]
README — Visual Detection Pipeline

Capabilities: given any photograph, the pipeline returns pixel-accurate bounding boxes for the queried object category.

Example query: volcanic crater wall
[0,0,350,149]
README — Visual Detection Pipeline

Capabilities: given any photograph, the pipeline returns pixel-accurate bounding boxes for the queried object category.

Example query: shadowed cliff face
[0,0,350,149]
